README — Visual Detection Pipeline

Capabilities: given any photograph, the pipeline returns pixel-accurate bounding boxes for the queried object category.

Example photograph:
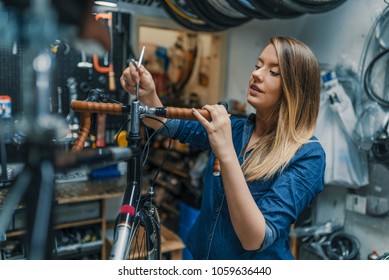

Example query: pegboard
[0,11,133,142]
[0,42,25,116]
[54,11,133,129]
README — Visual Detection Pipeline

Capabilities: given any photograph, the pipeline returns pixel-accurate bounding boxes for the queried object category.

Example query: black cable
[358,5,389,83]
[364,49,389,107]
[141,121,151,167]
[141,117,172,187]
[323,232,360,260]
[114,117,131,144]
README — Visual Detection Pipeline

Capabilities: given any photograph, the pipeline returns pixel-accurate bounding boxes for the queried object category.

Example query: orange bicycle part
[93,12,116,92]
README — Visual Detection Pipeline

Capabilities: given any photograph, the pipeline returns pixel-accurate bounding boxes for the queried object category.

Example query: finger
[120,76,126,90]
[129,63,141,84]
[121,67,134,85]
[192,108,211,128]
[120,74,136,94]
[202,104,223,121]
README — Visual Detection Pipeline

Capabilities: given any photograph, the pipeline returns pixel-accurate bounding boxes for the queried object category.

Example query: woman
[120,36,325,259]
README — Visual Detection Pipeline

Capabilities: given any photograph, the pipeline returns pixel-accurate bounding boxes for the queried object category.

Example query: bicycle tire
[160,0,226,32]
[364,50,389,108]
[277,0,348,14]
[247,0,303,19]
[225,0,272,19]
[188,0,252,28]
[127,204,161,260]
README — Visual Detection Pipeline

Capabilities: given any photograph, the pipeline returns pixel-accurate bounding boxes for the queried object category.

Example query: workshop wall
[225,0,388,259]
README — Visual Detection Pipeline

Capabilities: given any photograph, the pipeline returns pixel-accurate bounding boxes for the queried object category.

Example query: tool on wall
[92,12,116,92]
[65,77,80,143]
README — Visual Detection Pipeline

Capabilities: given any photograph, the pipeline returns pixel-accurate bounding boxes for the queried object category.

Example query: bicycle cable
[142,117,172,187]
[138,117,172,205]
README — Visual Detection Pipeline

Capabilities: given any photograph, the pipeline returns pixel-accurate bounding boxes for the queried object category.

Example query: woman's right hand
[121,62,165,129]
[120,62,156,102]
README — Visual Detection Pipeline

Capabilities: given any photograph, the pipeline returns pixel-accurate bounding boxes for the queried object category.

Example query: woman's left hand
[192,104,235,160]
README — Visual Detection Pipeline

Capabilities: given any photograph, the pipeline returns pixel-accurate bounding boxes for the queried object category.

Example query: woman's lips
[250,84,263,94]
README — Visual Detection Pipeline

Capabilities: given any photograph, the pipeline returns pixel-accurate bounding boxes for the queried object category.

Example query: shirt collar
[241,113,256,155]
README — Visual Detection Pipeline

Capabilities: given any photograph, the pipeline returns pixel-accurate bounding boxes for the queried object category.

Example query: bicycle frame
[108,98,155,260]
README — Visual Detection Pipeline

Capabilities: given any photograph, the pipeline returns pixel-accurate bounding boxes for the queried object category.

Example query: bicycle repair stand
[0,0,104,259]
[0,0,63,259]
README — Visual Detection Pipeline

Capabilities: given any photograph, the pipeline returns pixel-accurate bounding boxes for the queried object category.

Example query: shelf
[155,179,180,196]
[53,246,102,260]
[0,177,128,259]
[5,218,103,238]
[55,218,103,230]
[148,158,188,178]
[5,230,25,238]
[161,202,179,217]
[346,210,389,231]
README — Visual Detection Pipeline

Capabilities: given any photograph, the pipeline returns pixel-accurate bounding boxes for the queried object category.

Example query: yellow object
[116,130,128,147]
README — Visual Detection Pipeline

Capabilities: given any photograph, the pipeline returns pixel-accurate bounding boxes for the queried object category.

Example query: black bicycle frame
[109,98,144,260]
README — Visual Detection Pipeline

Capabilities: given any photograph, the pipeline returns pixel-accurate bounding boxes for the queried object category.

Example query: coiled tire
[247,0,304,19]
[225,0,272,19]
[277,0,348,14]
[323,232,360,260]
[188,0,252,28]
[364,50,389,107]
[160,0,226,32]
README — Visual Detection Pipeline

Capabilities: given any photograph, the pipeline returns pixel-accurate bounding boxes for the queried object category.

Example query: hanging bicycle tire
[247,0,304,19]
[225,0,272,19]
[188,0,252,28]
[127,203,161,260]
[364,49,389,108]
[160,0,226,32]
[175,34,198,93]
[277,0,348,14]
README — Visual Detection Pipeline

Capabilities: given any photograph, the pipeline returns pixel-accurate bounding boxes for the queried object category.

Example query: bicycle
[69,80,222,259]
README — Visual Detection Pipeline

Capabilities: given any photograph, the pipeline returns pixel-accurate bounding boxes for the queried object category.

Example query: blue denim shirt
[160,113,325,259]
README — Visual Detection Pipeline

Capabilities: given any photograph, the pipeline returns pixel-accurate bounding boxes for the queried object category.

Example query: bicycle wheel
[247,0,303,19]
[225,0,272,19]
[278,0,348,14]
[160,0,226,32]
[188,0,252,28]
[128,203,161,260]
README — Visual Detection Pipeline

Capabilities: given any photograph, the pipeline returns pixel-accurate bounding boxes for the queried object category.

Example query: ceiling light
[94,1,118,8]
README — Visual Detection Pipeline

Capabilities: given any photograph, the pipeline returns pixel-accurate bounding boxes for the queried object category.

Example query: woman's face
[247,44,282,115]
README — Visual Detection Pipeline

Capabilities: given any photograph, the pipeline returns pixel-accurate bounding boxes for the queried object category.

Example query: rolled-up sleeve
[257,143,325,251]
[159,119,181,138]
[159,119,211,150]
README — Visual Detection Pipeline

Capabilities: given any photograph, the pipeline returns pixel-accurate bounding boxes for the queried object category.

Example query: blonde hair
[242,37,321,181]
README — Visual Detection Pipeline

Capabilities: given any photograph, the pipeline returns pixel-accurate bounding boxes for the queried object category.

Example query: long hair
[242,37,321,181]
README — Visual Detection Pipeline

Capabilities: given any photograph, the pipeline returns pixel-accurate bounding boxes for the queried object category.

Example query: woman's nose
[252,69,263,82]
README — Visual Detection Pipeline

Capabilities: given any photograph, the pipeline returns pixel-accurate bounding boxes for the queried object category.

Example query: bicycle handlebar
[70,100,221,175]
[70,100,212,120]
[70,100,124,115]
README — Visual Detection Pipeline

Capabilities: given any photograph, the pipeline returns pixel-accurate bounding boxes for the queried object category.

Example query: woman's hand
[192,104,235,161]
[120,63,156,101]
[120,63,164,129]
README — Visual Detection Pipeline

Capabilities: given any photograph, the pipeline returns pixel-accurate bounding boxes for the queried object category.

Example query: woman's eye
[270,70,280,76]
[254,65,261,70]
